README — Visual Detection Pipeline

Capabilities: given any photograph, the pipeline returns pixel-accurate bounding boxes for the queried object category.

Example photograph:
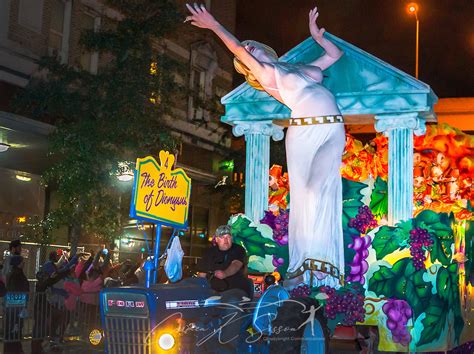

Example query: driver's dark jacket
[196,244,250,296]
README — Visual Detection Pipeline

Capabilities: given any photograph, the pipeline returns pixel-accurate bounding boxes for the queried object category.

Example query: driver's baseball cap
[215,225,232,238]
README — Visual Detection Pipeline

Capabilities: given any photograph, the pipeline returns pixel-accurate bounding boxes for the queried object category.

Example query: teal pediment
[221,33,437,124]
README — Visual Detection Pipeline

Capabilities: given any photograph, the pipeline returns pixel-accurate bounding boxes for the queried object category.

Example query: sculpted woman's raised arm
[184,3,269,81]
[308,6,343,71]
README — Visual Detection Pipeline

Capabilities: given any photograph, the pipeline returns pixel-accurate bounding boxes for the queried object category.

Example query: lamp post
[407,2,420,79]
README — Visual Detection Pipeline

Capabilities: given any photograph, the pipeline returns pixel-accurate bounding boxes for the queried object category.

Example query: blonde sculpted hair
[233,40,278,91]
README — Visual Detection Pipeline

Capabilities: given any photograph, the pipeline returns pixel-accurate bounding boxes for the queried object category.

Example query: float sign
[130,151,191,228]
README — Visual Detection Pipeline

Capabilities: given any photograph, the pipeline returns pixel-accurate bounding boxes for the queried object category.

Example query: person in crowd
[197,225,251,353]
[120,259,139,286]
[4,255,29,354]
[134,258,147,284]
[0,264,6,297]
[103,261,125,288]
[31,269,52,354]
[64,266,82,311]
[31,251,83,353]
[80,267,103,336]
[78,246,112,336]
[63,266,83,338]
[3,239,22,279]
[42,250,78,346]
[81,267,103,304]
[103,271,120,287]
[6,255,29,293]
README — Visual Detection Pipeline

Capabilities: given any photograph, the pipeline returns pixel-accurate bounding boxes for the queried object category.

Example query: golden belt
[286,258,344,286]
[274,115,344,127]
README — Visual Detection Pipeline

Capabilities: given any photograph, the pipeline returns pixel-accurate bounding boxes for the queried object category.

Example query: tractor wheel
[270,297,329,354]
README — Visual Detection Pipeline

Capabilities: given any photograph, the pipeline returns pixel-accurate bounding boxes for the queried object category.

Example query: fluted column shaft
[375,113,426,225]
[233,121,284,222]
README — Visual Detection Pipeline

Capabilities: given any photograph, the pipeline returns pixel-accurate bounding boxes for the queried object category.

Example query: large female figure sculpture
[186,4,345,288]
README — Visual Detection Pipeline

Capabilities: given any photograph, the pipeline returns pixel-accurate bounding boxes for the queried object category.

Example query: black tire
[270,297,329,354]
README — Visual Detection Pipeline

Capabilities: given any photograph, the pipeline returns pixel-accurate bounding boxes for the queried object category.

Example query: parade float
[221,33,474,352]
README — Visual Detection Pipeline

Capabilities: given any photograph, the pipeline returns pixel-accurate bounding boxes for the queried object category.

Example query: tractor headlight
[89,329,103,346]
[158,333,175,350]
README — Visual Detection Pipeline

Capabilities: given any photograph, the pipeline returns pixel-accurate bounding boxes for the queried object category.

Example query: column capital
[232,121,284,141]
[374,113,426,136]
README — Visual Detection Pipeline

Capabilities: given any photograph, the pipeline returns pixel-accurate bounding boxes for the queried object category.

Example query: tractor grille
[105,316,152,354]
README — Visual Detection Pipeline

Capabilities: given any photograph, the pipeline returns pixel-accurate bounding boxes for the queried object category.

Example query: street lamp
[406,2,420,79]
[116,161,134,182]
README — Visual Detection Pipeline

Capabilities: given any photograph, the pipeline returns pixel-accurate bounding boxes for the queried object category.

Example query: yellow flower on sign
[158,150,175,172]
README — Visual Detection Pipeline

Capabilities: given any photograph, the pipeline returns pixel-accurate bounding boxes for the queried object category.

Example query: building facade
[0,0,238,258]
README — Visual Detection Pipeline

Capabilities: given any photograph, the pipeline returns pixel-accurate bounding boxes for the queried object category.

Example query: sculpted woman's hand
[184,3,218,30]
[309,6,326,43]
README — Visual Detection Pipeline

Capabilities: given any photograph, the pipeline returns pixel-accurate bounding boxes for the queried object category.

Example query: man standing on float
[185,3,345,289]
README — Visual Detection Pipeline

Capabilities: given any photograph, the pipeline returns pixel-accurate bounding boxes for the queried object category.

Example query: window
[48,0,72,63]
[18,0,44,33]
[188,42,218,122]
[79,11,100,73]
[189,67,206,120]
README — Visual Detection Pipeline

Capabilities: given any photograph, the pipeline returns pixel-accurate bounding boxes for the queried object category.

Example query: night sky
[236,0,474,98]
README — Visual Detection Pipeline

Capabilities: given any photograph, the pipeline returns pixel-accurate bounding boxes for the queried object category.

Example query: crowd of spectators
[0,239,149,354]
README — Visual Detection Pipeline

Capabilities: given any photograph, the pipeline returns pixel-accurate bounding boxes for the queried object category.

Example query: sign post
[130,151,191,286]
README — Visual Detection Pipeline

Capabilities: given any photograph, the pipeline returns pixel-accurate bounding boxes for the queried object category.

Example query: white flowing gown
[269,63,345,288]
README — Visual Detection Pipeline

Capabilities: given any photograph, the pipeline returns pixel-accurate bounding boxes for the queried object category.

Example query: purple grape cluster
[260,210,276,229]
[409,227,433,270]
[273,209,289,245]
[320,287,365,326]
[272,255,285,268]
[348,205,378,234]
[346,235,372,284]
[289,284,311,298]
[382,299,413,346]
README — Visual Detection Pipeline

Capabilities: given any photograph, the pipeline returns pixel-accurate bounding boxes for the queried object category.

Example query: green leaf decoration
[465,219,474,284]
[414,211,453,237]
[342,178,366,201]
[368,258,432,317]
[417,264,464,347]
[368,263,397,295]
[369,176,388,218]
[414,211,454,265]
[371,222,411,260]
[342,178,366,231]
[435,267,453,305]
[231,215,278,259]
[231,215,252,234]
[417,295,447,347]
[244,243,266,258]
[343,233,357,270]
[447,264,464,341]
[429,231,451,266]
[326,313,345,335]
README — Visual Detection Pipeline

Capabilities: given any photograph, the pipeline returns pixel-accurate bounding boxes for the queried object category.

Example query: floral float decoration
[227,123,473,352]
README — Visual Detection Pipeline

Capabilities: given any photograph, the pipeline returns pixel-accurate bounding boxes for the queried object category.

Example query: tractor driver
[196,224,251,352]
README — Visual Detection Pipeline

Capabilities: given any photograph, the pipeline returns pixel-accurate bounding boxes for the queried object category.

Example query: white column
[233,121,284,222]
[375,113,426,225]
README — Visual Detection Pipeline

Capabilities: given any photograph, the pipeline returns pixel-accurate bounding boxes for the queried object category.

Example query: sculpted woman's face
[244,42,277,63]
